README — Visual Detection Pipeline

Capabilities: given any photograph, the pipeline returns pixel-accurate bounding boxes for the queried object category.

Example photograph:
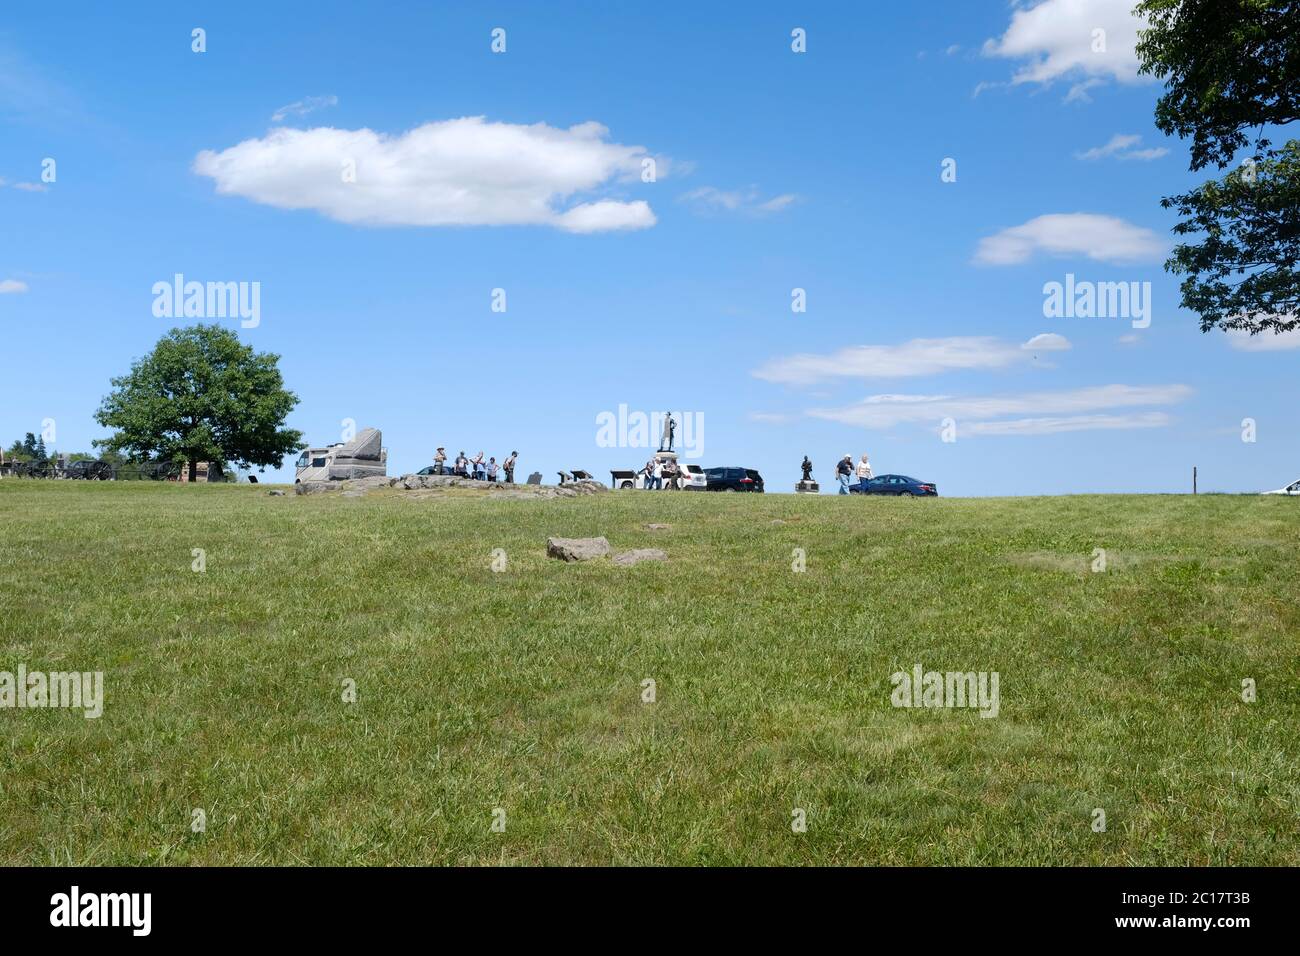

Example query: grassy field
[0,480,1296,865]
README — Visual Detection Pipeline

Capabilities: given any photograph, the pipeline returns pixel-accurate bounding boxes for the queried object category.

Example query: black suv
[704,467,764,492]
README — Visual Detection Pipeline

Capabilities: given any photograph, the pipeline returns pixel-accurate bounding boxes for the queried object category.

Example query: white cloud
[271,94,338,122]
[0,279,29,293]
[753,334,1071,387]
[962,412,1171,435]
[808,384,1191,431]
[1076,133,1168,161]
[1022,332,1072,352]
[193,117,663,232]
[1225,327,1300,351]
[983,0,1149,95]
[679,185,798,216]
[974,213,1165,265]
[11,181,47,192]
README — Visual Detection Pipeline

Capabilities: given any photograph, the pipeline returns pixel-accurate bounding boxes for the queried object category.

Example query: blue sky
[2,0,1296,494]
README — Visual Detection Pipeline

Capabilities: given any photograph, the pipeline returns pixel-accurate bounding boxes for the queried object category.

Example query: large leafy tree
[95,325,304,481]
[1137,0,1299,336]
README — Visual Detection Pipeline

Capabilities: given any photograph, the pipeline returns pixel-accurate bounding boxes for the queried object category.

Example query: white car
[1261,477,1300,495]
[609,460,707,490]
[679,463,707,490]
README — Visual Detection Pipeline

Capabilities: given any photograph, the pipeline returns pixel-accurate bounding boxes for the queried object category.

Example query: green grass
[1,480,1297,865]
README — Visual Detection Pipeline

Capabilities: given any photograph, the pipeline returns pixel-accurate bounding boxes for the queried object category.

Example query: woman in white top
[856,454,872,492]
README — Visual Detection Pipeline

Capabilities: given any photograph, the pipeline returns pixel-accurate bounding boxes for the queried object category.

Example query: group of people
[433,447,518,483]
[835,453,873,494]
[641,457,685,490]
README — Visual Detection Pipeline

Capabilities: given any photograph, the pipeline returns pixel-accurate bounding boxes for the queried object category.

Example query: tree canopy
[95,324,304,481]
[1137,0,1299,335]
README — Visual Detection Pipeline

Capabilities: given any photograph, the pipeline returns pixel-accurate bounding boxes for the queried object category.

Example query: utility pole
[1193,466,1198,495]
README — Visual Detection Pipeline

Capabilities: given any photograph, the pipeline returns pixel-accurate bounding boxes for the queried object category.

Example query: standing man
[836,454,853,494]
[503,450,518,484]
[856,454,873,493]
[433,447,447,476]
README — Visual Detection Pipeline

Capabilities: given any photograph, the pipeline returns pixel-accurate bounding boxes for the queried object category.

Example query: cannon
[66,459,116,480]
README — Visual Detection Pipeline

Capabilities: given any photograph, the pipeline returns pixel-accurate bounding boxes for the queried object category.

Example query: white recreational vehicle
[295,427,387,483]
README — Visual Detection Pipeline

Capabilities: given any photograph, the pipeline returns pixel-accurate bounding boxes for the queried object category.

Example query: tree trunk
[188,459,198,483]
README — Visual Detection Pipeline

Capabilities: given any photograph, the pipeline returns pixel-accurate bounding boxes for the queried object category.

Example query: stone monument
[795,454,819,493]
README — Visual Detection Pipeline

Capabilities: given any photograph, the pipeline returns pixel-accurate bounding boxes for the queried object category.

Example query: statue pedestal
[795,480,819,494]
[653,449,678,463]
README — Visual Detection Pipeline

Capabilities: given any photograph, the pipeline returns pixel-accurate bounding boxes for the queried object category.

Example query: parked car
[680,463,707,490]
[1261,477,1300,495]
[704,466,764,492]
[849,474,938,496]
[610,458,706,490]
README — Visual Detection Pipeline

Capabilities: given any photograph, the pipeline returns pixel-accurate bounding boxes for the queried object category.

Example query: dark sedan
[849,474,938,496]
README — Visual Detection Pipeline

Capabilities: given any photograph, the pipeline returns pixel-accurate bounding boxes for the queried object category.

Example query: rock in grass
[268,490,286,496]
[546,536,611,561]
[612,548,668,567]
[645,523,671,530]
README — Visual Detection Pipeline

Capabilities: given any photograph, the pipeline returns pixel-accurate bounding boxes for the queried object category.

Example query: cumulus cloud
[983,0,1149,99]
[1225,327,1300,351]
[193,117,663,232]
[0,278,29,293]
[807,384,1191,432]
[752,335,1071,386]
[271,94,338,122]
[678,185,798,216]
[1076,133,1168,161]
[974,213,1165,265]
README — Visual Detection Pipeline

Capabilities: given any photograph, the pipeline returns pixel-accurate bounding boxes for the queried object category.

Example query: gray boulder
[546,536,611,561]
[612,548,668,567]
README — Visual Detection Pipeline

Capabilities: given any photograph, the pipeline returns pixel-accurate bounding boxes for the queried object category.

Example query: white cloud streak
[752,335,1071,387]
[1076,133,1168,161]
[974,213,1165,265]
[808,384,1192,432]
[1225,327,1300,351]
[678,185,798,216]
[271,94,338,122]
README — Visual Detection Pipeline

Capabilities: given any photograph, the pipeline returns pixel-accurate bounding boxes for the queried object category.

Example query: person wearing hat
[836,454,853,494]
[433,447,447,476]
